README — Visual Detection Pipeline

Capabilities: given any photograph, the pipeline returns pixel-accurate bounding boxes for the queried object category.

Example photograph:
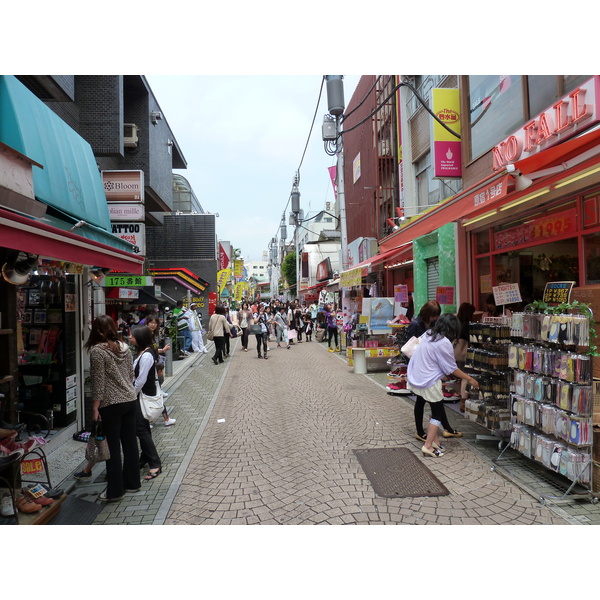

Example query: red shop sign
[494,208,577,250]
[464,174,510,210]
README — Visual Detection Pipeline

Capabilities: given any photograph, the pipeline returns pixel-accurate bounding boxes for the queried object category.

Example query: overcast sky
[145,75,361,263]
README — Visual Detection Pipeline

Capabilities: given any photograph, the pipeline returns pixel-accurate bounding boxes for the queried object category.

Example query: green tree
[281,251,296,290]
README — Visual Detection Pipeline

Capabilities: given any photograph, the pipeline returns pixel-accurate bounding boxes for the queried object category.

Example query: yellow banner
[234,260,244,278]
[341,267,363,288]
[217,268,231,293]
[234,282,244,301]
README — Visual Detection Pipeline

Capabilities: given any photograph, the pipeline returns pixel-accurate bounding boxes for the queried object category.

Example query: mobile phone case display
[464,322,512,433]
[507,312,594,493]
[16,275,78,428]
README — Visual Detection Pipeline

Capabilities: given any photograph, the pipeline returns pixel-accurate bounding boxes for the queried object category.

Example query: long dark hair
[456,302,476,325]
[428,313,461,343]
[84,315,122,355]
[131,325,157,358]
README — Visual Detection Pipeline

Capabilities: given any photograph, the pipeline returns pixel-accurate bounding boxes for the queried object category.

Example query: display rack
[464,318,512,441]
[495,310,597,504]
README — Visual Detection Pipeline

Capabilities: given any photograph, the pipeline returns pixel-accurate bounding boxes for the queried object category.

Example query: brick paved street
[72,336,600,526]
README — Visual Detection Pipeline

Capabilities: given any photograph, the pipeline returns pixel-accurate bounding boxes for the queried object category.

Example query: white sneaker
[203,349,209,353]
[1,493,14,517]
[161,392,170,399]
[164,418,176,427]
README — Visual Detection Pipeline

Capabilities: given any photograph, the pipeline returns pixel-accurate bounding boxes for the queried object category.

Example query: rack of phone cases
[503,311,595,502]
[464,321,512,435]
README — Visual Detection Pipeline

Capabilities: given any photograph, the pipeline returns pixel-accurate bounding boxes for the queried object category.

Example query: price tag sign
[493,283,522,306]
[394,285,409,302]
[543,281,575,306]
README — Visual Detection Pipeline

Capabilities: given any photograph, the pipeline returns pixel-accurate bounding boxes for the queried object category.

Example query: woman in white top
[237,302,253,353]
[407,314,479,458]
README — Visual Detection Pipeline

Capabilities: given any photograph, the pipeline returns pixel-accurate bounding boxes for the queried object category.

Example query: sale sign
[494,208,577,250]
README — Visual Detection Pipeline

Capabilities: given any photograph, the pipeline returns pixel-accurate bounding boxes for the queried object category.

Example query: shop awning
[0,76,112,230]
[0,207,144,273]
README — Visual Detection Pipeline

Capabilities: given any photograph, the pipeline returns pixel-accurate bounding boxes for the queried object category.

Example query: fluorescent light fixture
[499,187,550,211]
[554,165,600,189]
[462,210,497,227]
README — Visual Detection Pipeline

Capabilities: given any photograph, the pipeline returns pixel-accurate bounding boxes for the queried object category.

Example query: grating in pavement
[353,447,449,498]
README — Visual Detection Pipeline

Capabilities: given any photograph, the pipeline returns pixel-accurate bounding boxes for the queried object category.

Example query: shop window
[468,75,524,160]
[475,230,490,254]
[476,256,491,310]
[584,232,600,284]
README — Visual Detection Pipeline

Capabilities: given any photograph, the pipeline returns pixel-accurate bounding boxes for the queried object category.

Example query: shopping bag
[401,336,420,358]
[288,329,297,340]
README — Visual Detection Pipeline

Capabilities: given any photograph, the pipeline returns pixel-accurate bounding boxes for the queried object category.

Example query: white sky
[146,74,362,262]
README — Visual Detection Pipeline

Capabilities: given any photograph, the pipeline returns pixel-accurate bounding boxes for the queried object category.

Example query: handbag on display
[401,336,420,358]
[85,421,110,462]
[140,381,165,423]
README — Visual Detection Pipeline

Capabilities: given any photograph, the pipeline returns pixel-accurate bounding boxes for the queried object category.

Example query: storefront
[0,76,143,441]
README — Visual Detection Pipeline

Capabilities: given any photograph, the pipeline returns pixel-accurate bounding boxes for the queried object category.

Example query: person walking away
[146,316,176,427]
[294,305,305,342]
[207,305,233,364]
[251,304,270,359]
[407,314,479,457]
[130,325,163,481]
[287,302,297,344]
[223,305,233,358]
[238,301,252,353]
[325,303,339,352]
[85,315,141,502]
[455,302,476,412]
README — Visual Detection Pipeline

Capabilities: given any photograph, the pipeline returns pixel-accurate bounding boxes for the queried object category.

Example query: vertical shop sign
[432,88,461,178]
[436,286,455,305]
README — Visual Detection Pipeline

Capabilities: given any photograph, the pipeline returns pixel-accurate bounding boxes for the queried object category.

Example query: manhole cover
[353,447,449,498]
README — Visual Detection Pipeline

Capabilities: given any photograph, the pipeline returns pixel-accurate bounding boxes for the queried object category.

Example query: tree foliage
[281,251,296,289]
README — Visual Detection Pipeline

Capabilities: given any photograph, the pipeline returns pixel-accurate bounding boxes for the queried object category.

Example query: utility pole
[325,76,348,272]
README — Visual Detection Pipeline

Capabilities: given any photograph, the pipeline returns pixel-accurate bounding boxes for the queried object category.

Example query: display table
[347,347,399,374]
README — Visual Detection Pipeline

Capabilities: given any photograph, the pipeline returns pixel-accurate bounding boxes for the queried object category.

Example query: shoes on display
[1,493,15,517]
[22,489,53,506]
[164,418,176,427]
[15,494,42,513]
[73,470,92,480]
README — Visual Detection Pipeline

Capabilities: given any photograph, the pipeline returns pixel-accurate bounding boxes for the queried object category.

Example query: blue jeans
[183,328,192,351]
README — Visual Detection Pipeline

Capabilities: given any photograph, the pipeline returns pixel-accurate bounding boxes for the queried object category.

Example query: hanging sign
[543,281,575,306]
[432,88,462,178]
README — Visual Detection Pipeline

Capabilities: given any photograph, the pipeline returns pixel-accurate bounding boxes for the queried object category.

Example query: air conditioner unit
[378,139,392,157]
[124,123,139,148]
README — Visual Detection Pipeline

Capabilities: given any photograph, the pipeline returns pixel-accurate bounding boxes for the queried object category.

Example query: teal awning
[0,75,112,231]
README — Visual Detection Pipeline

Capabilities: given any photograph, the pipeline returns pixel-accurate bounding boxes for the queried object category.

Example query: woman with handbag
[274,306,290,349]
[407,314,479,457]
[250,303,271,359]
[455,302,476,412]
[130,325,163,481]
[84,315,141,502]
[207,305,234,365]
[238,301,253,353]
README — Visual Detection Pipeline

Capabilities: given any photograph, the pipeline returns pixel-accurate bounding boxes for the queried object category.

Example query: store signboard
[492,283,522,306]
[465,174,510,210]
[102,170,144,202]
[543,281,575,306]
[111,222,144,255]
[431,88,462,178]
[119,288,139,300]
[494,208,577,250]
[436,286,455,305]
[104,275,153,287]
[108,203,145,221]
[492,76,599,170]
[341,267,362,288]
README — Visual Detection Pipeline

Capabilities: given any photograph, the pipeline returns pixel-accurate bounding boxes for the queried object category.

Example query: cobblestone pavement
[156,340,572,526]
[78,337,600,525]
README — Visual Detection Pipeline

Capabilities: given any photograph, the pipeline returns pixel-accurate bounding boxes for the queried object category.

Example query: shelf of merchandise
[496,311,597,504]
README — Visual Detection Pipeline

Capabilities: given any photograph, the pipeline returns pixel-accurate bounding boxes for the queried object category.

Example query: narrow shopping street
[74,336,583,526]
